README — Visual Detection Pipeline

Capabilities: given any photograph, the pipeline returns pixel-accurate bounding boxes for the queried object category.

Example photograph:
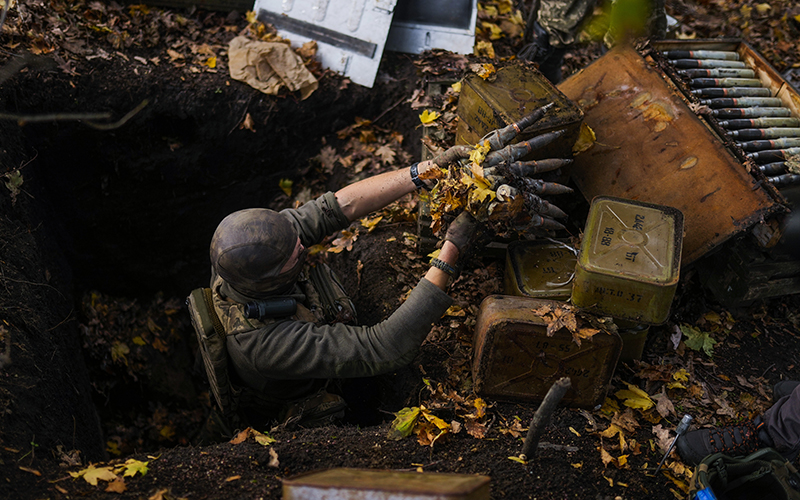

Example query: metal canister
[504,240,577,300]
[571,197,684,325]
[472,295,621,408]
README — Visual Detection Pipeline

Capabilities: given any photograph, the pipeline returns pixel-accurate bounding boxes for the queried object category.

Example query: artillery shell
[759,162,786,176]
[681,68,756,79]
[730,128,800,140]
[692,87,771,98]
[527,215,566,231]
[664,50,740,60]
[487,158,572,178]
[484,129,567,167]
[521,178,574,196]
[711,107,792,118]
[718,118,800,129]
[748,147,800,163]
[768,173,800,188]
[738,138,800,151]
[481,102,554,150]
[689,78,764,88]
[700,97,784,108]
[672,59,747,69]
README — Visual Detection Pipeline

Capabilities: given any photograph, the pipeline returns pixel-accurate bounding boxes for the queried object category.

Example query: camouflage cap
[210,208,299,298]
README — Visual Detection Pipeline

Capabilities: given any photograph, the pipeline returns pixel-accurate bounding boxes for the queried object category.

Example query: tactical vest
[187,262,356,432]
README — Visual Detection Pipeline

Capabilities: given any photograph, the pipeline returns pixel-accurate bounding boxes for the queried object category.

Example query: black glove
[444,211,478,253]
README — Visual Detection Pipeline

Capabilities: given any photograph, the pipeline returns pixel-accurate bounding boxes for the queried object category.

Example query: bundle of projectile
[419,103,574,237]
[664,49,800,188]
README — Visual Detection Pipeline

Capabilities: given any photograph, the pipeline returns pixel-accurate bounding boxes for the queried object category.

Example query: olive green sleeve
[227,278,454,387]
[280,192,350,247]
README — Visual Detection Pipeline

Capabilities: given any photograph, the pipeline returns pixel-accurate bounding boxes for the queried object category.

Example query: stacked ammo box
[559,40,799,307]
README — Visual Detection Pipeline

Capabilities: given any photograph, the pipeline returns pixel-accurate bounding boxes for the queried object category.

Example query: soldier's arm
[335,160,435,221]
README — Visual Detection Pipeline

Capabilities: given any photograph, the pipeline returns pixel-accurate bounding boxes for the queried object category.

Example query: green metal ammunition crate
[456,65,584,159]
[571,196,684,325]
[472,295,621,409]
[503,240,577,300]
[283,468,491,499]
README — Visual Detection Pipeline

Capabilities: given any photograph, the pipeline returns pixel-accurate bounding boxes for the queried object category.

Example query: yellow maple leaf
[279,178,293,197]
[419,109,440,124]
[70,464,118,486]
[451,82,461,93]
[755,3,770,14]
[615,383,654,410]
[245,11,257,24]
[117,458,149,478]
[132,336,146,346]
[204,56,217,68]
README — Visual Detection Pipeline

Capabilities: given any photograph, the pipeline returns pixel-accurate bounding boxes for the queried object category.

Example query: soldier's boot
[279,390,347,429]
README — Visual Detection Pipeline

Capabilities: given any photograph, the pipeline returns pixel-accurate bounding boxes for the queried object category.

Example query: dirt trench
[0,52,424,465]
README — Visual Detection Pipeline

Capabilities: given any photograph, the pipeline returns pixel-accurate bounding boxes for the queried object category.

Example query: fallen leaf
[225,475,240,482]
[70,464,118,486]
[18,466,41,476]
[615,383,654,411]
[419,109,440,124]
[118,458,149,477]
[105,477,126,493]
[387,407,421,440]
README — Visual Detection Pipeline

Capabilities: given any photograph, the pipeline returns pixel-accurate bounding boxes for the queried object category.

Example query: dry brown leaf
[105,477,127,493]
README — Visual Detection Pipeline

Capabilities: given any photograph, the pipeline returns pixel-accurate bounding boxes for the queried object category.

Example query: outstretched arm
[334,160,434,221]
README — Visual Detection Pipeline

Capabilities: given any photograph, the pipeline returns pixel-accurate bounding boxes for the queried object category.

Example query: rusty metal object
[692,87,771,97]
[471,295,621,409]
[730,128,800,139]
[712,107,792,118]
[689,78,763,88]
[672,58,747,69]
[720,118,800,129]
[558,45,784,265]
[682,68,756,78]
[664,50,740,60]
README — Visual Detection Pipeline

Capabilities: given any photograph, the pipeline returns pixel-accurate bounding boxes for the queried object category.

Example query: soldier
[676,380,800,465]
[200,160,478,429]
[520,0,667,83]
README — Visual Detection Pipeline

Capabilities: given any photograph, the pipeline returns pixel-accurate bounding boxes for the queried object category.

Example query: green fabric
[213,192,453,402]
[226,278,452,400]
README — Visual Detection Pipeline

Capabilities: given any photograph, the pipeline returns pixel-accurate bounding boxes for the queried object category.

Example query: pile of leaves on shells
[3,0,800,498]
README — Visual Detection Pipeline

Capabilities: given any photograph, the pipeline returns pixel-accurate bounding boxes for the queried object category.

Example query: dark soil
[1,1,800,499]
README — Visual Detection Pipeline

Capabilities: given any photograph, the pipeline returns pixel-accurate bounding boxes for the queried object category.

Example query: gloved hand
[444,211,478,253]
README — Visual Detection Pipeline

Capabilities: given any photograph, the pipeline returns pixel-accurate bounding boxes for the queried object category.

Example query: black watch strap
[410,163,430,191]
